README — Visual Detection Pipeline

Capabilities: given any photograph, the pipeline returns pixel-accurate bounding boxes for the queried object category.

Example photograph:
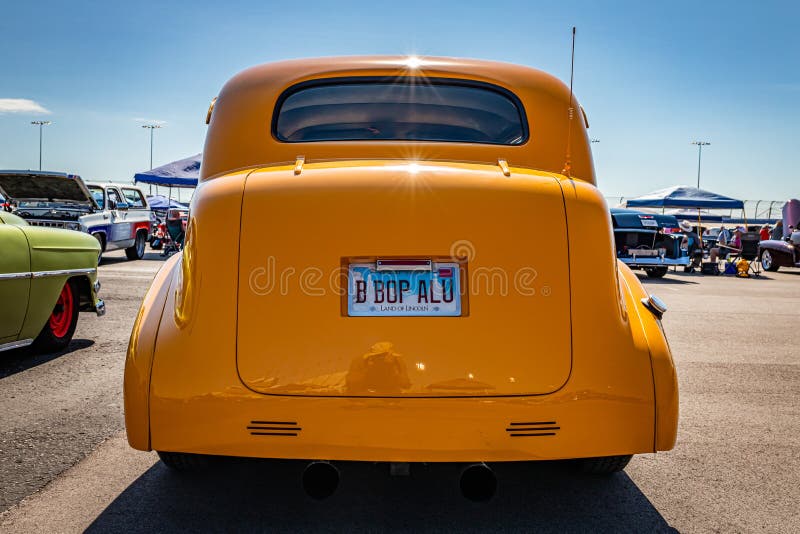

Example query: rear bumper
[147,389,657,462]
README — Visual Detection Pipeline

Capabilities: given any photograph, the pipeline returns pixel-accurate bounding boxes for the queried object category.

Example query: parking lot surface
[1,252,798,532]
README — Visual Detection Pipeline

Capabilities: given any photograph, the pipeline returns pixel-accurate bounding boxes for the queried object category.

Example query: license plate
[347,260,462,317]
[640,218,659,227]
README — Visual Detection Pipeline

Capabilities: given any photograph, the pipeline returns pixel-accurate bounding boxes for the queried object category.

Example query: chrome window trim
[0,338,33,353]
[0,267,96,280]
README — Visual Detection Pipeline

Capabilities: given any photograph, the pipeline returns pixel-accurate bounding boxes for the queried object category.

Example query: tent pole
[698,210,706,267]
[698,211,702,251]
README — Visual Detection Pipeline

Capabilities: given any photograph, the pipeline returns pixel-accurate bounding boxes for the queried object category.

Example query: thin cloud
[0,98,50,114]
[133,118,167,125]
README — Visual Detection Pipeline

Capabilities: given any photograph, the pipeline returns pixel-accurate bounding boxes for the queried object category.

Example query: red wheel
[32,279,80,353]
[49,283,75,337]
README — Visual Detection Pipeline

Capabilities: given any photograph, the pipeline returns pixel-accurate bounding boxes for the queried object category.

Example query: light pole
[691,141,710,189]
[31,120,51,170]
[142,124,162,195]
[141,124,162,170]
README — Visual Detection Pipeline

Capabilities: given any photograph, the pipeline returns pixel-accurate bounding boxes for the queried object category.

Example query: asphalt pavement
[1,251,798,533]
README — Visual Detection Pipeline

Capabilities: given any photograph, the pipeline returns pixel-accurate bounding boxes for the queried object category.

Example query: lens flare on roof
[404,55,422,69]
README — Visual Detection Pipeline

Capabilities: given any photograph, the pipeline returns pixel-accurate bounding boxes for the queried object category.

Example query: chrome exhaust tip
[459,463,497,502]
[302,461,339,500]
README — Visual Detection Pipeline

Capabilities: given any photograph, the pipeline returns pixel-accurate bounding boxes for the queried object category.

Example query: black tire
[125,231,147,260]
[645,267,668,279]
[760,250,780,272]
[32,279,80,353]
[580,455,633,475]
[157,451,209,471]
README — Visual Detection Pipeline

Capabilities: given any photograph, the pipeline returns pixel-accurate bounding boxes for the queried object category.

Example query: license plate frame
[344,257,467,317]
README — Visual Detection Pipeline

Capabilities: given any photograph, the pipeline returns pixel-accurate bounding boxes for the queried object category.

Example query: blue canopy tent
[134,154,200,211]
[625,186,744,210]
[624,185,746,233]
[133,154,200,189]
[146,195,189,210]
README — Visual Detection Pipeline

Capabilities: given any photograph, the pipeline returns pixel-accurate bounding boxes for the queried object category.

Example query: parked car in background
[85,182,154,260]
[611,208,689,278]
[0,211,104,354]
[125,56,678,493]
[0,171,153,261]
[758,199,800,272]
[759,229,800,271]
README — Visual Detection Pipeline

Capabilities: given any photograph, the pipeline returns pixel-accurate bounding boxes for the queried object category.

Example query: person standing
[759,225,771,241]
[771,220,783,240]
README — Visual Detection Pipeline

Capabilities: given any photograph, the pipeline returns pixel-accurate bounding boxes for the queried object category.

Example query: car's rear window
[274,78,527,145]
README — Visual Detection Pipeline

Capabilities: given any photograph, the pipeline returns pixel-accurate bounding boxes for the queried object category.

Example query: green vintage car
[0,211,104,354]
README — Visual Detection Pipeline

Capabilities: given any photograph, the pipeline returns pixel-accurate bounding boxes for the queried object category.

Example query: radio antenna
[562,26,576,178]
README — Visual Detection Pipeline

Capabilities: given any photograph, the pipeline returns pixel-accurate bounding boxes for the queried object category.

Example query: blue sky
[1,0,798,201]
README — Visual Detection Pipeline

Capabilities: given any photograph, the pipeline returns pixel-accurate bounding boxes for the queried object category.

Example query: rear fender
[559,179,658,453]
[617,261,679,451]
[124,253,179,450]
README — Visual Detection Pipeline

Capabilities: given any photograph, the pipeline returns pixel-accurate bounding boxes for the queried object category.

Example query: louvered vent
[506,421,560,437]
[247,420,301,437]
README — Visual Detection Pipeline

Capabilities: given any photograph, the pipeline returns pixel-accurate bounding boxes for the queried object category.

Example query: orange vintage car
[124,56,677,500]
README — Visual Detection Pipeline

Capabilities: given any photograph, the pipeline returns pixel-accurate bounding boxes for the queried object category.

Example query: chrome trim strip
[31,268,96,279]
[31,246,98,253]
[1,268,95,280]
[0,338,34,353]
[0,272,32,280]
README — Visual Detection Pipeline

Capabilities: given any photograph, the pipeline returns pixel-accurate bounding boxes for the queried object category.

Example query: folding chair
[738,233,761,276]
[727,233,761,276]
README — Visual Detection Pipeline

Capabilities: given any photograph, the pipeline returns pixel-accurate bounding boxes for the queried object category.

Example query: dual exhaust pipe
[302,461,496,501]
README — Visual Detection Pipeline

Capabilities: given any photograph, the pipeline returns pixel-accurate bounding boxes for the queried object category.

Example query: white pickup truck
[0,171,154,261]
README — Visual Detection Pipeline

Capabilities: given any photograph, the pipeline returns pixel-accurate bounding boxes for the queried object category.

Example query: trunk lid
[236,161,572,397]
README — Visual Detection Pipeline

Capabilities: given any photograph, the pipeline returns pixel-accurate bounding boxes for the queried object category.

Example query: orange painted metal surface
[201,57,595,184]
[237,161,572,397]
[124,56,677,461]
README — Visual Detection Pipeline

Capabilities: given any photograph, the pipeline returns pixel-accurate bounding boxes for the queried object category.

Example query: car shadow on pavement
[0,339,94,379]
[638,274,698,285]
[99,250,167,266]
[87,458,676,533]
